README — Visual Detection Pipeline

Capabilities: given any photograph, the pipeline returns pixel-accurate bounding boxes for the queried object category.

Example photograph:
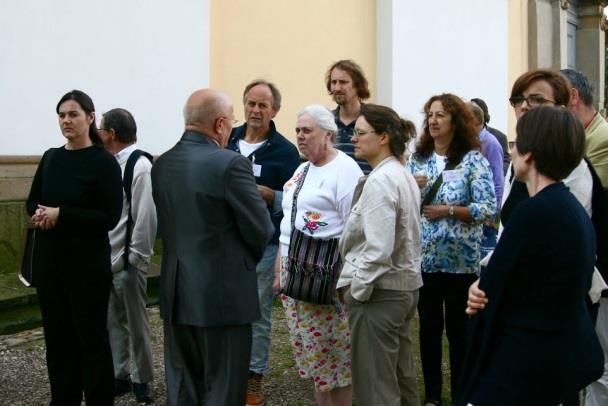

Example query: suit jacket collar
[181,130,220,148]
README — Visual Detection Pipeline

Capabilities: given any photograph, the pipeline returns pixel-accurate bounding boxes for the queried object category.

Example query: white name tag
[442,169,461,182]
[252,164,262,177]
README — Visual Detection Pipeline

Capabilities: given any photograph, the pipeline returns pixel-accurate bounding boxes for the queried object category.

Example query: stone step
[0,265,160,335]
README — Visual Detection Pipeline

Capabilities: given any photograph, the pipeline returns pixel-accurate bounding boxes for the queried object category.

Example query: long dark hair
[415,93,479,165]
[56,90,101,146]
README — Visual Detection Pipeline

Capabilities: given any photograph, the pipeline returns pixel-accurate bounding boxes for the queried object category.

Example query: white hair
[298,104,337,135]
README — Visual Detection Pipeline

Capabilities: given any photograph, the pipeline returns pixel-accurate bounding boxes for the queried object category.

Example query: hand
[257,185,275,205]
[272,273,281,296]
[466,279,488,315]
[422,204,448,220]
[337,286,349,304]
[35,205,59,230]
[413,174,428,189]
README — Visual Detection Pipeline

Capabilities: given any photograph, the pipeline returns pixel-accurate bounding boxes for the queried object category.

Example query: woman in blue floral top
[406,93,496,406]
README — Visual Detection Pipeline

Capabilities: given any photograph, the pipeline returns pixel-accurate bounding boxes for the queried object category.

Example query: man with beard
[325,59,372,174]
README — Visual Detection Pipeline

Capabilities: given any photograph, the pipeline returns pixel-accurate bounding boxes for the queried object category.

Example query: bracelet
[448,205,455,217]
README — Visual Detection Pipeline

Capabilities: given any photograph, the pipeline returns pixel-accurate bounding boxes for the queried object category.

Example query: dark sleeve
[500,180,529,226]
[225,155,274,260]
[58,151,123,232]
[459,200,534,403]
[480,202,533,301]
[280,145,301,187]
[25,150,50,216]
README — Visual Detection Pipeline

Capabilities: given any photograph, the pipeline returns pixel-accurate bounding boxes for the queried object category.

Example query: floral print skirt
[280,259,352,392]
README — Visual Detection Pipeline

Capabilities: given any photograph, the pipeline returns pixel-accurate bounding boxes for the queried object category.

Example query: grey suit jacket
[152,131,273,327]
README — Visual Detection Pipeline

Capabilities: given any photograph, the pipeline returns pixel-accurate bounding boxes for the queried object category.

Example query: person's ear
[570,88,580,107]
[270,106,279,119]
[88,111,95,126]
[378,132,389,145]
[214,117,223,134]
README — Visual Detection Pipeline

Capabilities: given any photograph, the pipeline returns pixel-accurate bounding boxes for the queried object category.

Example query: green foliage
[0,201,29,276]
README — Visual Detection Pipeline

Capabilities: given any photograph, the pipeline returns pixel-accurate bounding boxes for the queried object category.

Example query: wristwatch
[448,205,455,217]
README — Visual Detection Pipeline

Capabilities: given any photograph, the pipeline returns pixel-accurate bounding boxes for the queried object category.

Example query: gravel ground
[0,306,315,405]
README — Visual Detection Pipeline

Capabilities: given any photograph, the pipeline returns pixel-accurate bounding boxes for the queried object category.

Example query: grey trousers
[107,265,154,384]
[163,320,251,406]
[345,288,420,406]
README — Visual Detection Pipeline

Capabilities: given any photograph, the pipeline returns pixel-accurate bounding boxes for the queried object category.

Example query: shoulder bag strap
[290,163,311,229]
[122,149,154,270]
[420,159,458,212]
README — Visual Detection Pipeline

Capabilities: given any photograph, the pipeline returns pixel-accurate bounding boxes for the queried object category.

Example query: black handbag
[281,164,342,304]
[19,222,37,287]
[420,159,459,213]
[19,149,55,287]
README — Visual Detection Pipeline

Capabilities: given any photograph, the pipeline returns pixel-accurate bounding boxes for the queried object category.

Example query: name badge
[442,169,461,182]
[252,164,262,177]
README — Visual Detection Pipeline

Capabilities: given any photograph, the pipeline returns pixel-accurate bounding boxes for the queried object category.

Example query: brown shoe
[246,373,265,406]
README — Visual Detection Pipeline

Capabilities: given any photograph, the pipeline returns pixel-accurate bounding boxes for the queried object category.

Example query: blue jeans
[249,244,278,375]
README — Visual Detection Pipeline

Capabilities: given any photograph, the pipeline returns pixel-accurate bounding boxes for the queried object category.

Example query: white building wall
[0,0,210,155]
[377,0,509,137]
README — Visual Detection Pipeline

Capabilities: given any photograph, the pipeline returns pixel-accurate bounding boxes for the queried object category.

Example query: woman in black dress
[27,90,123,405]
[458,106,603,405]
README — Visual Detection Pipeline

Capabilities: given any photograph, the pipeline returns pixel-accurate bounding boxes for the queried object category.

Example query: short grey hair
[561,68,594,106]
[467,101,485,126]
[183,92,230,127]
[298,104,337,136]
[243,79,282,110]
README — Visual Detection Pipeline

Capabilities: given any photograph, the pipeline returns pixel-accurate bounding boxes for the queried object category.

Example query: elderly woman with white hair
[273,104,362,405]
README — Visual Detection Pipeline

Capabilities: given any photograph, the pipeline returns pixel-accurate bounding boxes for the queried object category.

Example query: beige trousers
[345,288,420,406]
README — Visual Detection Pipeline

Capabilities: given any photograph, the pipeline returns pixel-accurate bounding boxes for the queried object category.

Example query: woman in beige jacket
[337,104,422,406]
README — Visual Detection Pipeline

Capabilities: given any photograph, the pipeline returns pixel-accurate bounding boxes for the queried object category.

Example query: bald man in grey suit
[152,89,274,405]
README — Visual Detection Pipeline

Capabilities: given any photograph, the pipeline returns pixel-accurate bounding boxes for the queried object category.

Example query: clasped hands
[32,204,59,230]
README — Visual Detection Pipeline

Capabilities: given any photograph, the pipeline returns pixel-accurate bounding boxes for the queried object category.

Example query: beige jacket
[337,156,423,301]
[585,112,608,187]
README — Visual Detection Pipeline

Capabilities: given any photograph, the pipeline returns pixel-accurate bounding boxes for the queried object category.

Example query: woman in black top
[27,90,123,405]
[458,107,603,405]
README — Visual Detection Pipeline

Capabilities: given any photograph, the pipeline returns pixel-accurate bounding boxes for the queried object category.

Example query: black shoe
[133,382,153,404]
[114,377,132,396]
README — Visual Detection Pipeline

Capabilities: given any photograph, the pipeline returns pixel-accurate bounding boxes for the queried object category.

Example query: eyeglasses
[98,128,110,132]
[353,129,376,137]
[509,94,556,108]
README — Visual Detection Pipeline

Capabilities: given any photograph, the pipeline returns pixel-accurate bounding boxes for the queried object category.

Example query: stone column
[577,1,605,110]
[528,0,558,68]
